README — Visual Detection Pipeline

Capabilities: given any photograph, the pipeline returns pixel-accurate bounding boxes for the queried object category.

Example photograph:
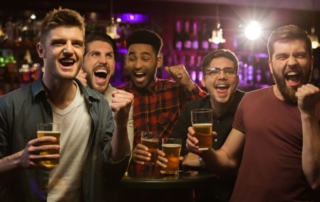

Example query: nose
[217,69,227,79]
[98,55,107,65]
[63,43,74,56]
[134,59,143,69]
[287,54,298,67]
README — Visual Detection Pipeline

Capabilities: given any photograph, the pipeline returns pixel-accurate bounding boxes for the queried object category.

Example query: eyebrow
[128,51,152,56]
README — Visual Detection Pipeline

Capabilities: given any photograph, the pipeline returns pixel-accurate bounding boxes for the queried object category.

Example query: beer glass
[141,131,159,165]
[161,138,182,175]
[191,109,213,150]
[37,123,61,168]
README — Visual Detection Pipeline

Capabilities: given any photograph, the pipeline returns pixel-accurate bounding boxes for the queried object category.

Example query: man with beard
[0,8,131,202]
[77,31,134,150]
[118,29,207,165]
[186,24,320,201]
[158,49,245,202]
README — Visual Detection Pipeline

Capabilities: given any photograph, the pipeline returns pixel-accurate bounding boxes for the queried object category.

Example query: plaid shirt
[119,78,207,148]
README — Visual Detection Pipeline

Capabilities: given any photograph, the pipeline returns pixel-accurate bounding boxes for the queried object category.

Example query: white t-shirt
[47,82,91,202]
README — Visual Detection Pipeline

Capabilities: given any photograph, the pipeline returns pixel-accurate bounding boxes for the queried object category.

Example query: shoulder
[185,96,210,108]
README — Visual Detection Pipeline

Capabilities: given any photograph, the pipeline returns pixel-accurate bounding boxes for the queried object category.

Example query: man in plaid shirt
[118,29,207,165]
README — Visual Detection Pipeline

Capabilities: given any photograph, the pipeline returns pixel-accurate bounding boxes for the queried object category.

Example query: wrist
[185,82,196,91]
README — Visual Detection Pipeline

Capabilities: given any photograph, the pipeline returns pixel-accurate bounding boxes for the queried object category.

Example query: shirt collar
[31,76,101,102]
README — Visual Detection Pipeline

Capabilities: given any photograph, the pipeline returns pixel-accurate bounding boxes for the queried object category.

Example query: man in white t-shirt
[0,8,132,202]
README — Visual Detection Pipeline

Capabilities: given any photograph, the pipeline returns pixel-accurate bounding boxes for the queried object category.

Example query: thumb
[165,66,170,73]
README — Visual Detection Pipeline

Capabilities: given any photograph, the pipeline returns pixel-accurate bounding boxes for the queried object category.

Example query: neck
[42,78,77,110]
[210,96,235,118]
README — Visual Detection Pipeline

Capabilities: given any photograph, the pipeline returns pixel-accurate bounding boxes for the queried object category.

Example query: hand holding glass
[160,138,182,175]
[37,123,60,168]
[141,131,159,165]
[191,109,213,150]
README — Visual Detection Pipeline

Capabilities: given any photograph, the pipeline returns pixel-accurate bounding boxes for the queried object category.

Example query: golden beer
[37,131,60,168]
[193,123,212,150]
[141,138,159,164]
[162,143,181,174]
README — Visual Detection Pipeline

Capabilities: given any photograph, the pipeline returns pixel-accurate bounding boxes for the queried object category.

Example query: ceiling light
[209,0,226,44]
[106,0,120,39]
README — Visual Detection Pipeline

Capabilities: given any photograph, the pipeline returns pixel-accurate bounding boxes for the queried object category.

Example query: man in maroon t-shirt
[186,24,320,201]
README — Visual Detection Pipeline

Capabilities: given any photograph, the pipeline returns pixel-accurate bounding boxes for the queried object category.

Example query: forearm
[0,151,23,185]
[200,148,238,177]
[301,112,320,190]
[111,125,130,162]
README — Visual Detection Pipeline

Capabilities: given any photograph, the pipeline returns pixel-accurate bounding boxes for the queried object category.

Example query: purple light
[116,13,148,23]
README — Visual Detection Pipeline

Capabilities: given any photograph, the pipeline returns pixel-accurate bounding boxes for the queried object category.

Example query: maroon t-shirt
[231,86,319,201]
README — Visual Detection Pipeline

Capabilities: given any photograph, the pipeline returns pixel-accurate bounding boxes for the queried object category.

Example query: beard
[272,68,311,103]
[86,72,109,94]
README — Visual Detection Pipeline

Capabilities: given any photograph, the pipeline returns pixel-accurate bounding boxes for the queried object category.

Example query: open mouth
[134,72,147,83]
[285,72,300,86]
[215,84,229,94]
[94,69,108,79]
[59,58,75,67]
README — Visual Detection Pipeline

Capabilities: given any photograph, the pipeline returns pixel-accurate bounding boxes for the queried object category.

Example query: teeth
[96,69,108,74]
[217,85,228,88]
[135,72,144,75]
[287,72,298,76]
[60,59,74,63]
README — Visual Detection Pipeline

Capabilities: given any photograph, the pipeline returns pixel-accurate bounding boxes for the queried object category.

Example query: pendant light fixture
[209,0,226,44]
[106,0,120,39]
[309,0,319,49]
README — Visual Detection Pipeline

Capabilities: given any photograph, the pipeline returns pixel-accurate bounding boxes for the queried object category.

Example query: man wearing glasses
[158,49,245,202]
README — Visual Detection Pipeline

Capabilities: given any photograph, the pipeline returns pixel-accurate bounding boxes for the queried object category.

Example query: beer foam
[37,131,60,134]
[192,123,212,126]
[163,144,181,148]
[141,138,159,142]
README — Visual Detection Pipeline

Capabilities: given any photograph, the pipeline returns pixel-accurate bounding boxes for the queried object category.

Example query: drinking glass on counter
[37,123,61,168]
[191,109,213,150]
[160,138,182,175]
[141,131,159,165]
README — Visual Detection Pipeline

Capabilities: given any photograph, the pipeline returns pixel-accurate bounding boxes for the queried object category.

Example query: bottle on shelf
[173,20,183,51]
[182,19,191,50]
[198,20,209,51]
[190,19,199,50]
[0,52,6,82]
[189,54,197,82]
[196,55,203,83]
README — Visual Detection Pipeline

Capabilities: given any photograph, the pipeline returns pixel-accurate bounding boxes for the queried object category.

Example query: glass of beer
[141,131,159,165]
[191,109,213,150]
[37,123,61,168]
[161,138,182,175]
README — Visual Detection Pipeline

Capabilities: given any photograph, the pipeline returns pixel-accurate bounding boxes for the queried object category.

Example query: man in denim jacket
[0,8,131,202]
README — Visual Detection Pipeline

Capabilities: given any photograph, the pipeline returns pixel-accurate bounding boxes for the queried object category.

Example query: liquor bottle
[0,52,6,81]
[19,50,32,85]
[199,21,209,50]
[190,20,199,50]
[182,19,191,50]
[196,55,203,83]
[173,20,183,51]
[189,54,196,82]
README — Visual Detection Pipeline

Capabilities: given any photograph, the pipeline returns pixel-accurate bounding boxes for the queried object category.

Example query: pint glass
[141,131,159,165]
[161,138,182,174]
[191,109,213,150]
[37,123,61,168]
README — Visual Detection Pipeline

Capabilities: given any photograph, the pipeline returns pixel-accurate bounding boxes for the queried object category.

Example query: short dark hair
[267,24,312,59]
[84,31,118,58]
[201,49,239,73]
[40,7,85,44]
[126,29,163,56]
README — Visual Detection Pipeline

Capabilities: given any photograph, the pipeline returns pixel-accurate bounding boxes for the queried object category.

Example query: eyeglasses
[205,67,237,78]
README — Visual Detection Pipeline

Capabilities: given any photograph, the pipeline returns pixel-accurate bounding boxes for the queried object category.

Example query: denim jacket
[0,77,131,202]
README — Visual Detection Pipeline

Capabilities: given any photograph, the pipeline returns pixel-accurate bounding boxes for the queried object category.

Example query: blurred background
[0,0,319,95]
